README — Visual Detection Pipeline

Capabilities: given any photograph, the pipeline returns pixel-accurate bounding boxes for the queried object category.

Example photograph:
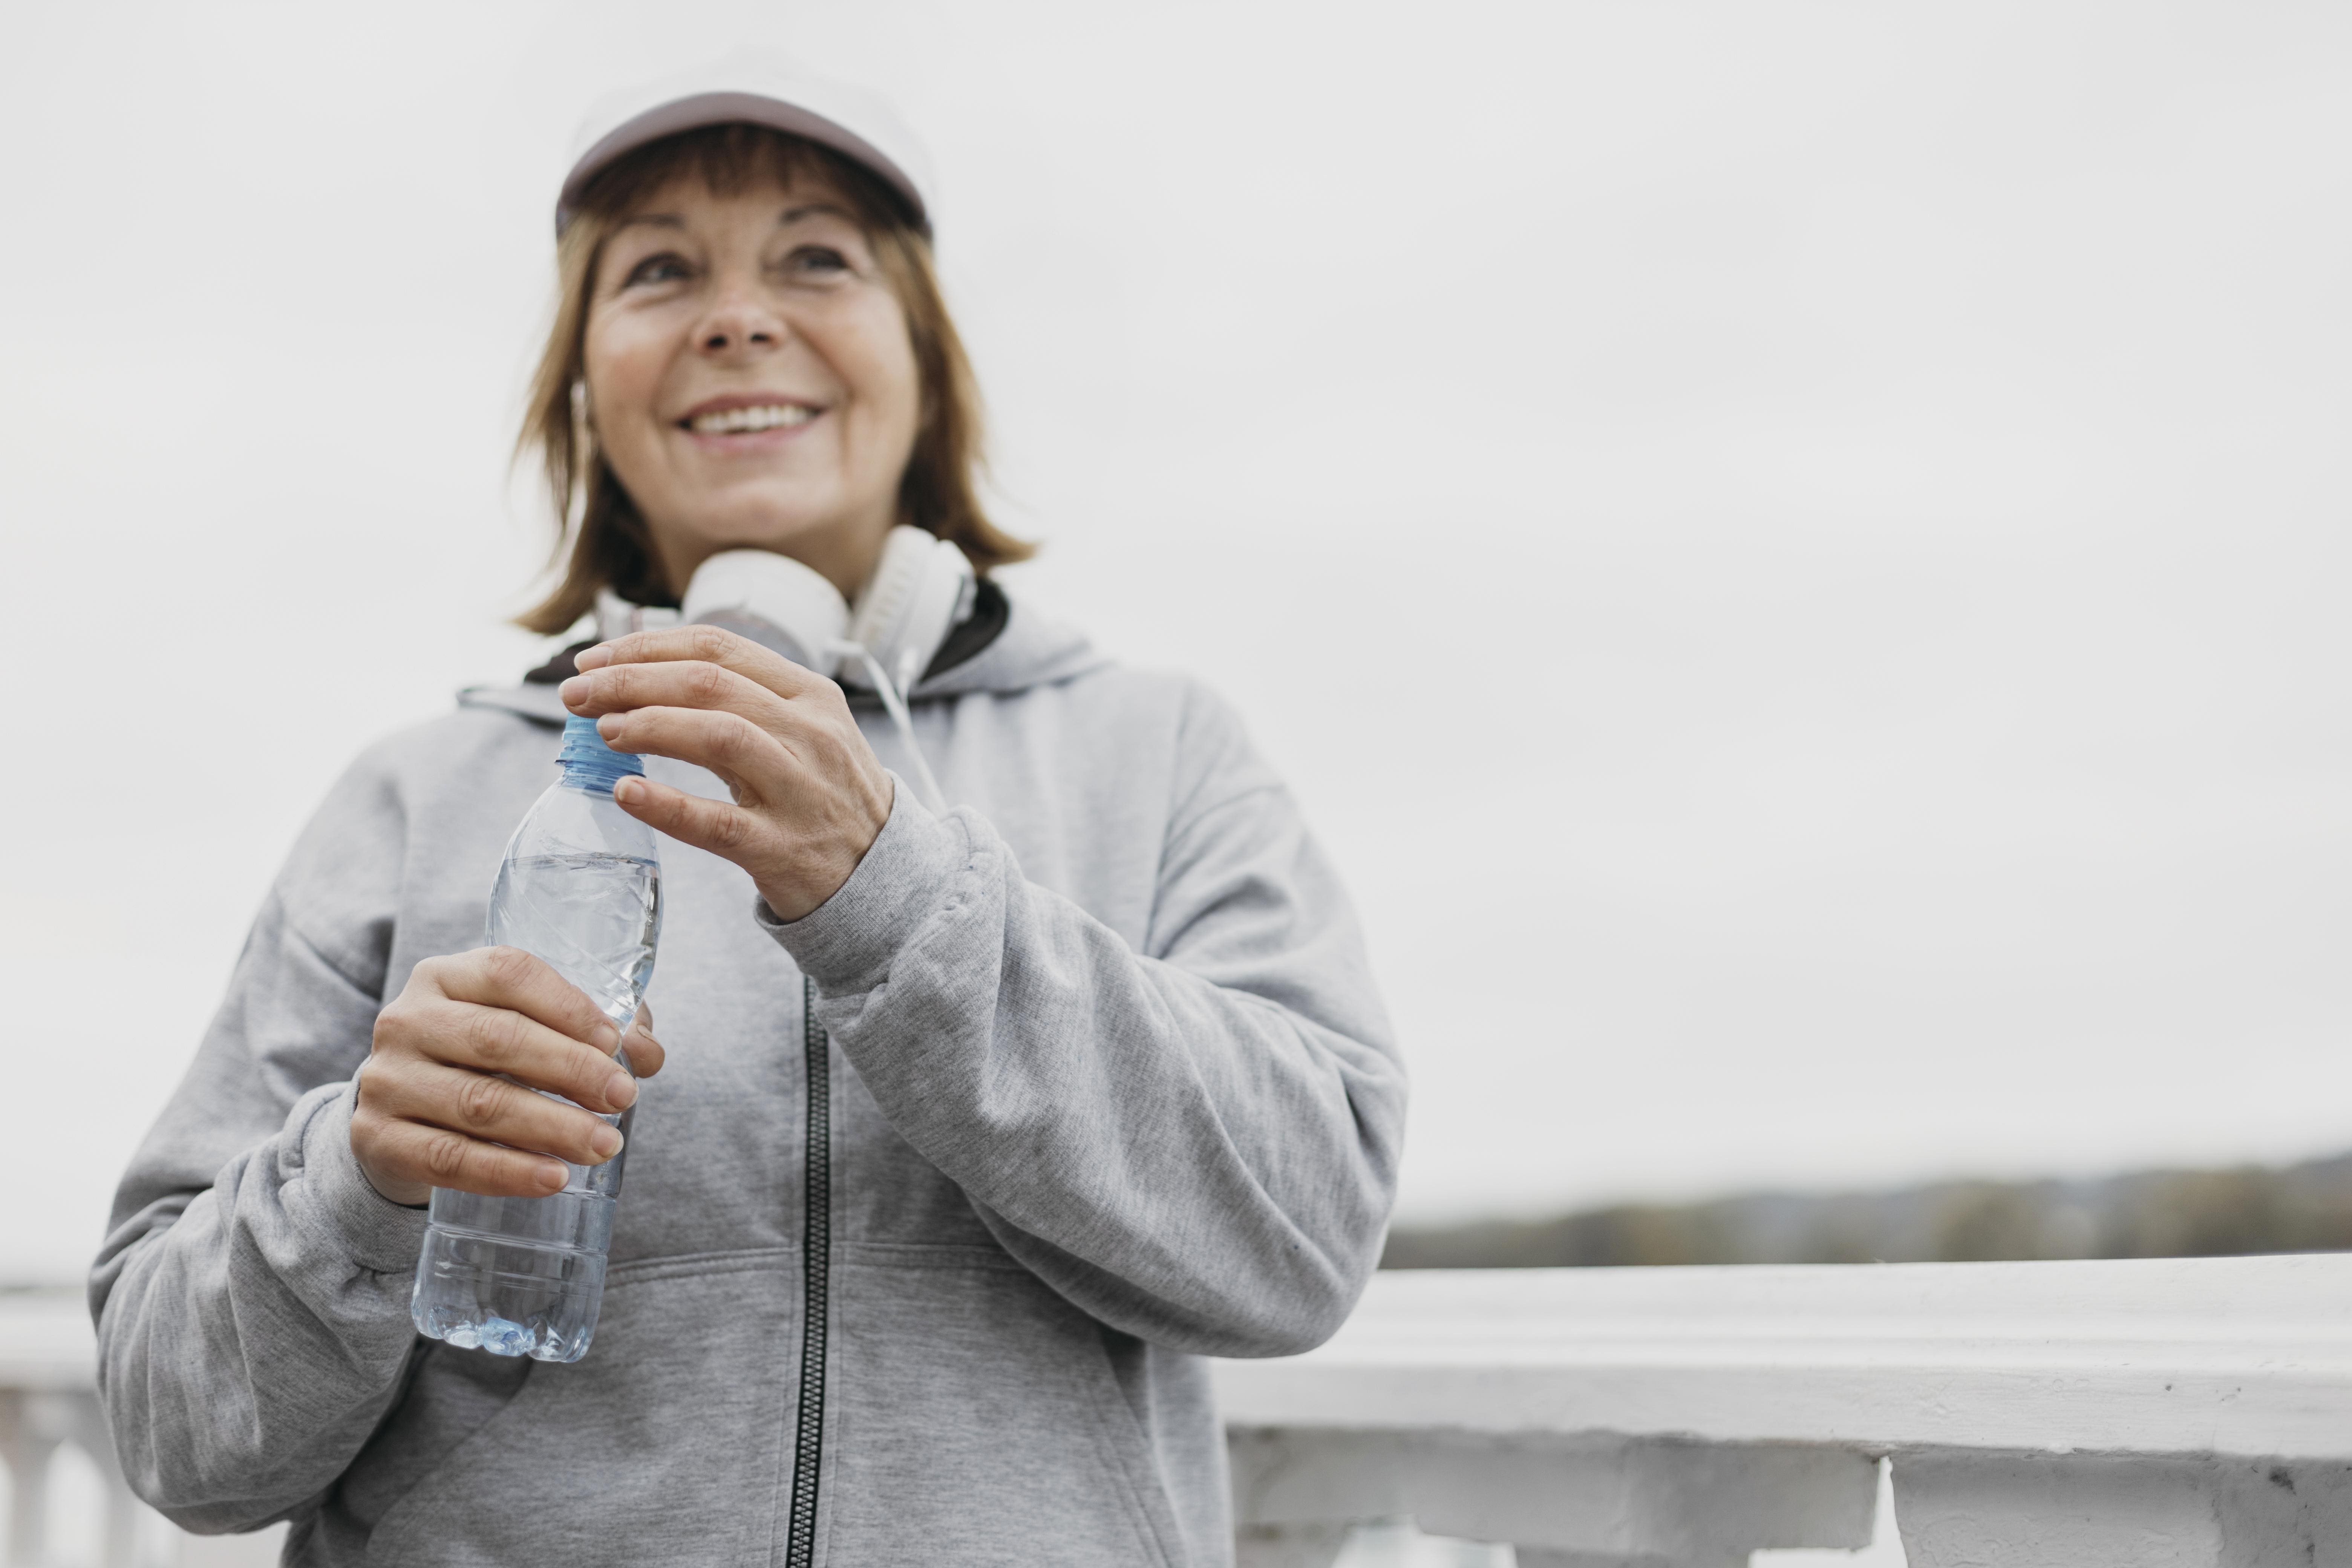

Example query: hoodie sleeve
[88,756,428,1532]
[764,680,1407,1358]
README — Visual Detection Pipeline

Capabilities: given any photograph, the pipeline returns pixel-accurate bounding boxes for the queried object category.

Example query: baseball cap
[557,54,936,237]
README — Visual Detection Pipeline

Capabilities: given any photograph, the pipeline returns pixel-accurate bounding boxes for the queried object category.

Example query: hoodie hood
[459,583,1107,728]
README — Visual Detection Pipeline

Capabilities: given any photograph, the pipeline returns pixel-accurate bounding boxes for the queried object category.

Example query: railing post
[63,1389,145,1568]
[0,1387,58,1567]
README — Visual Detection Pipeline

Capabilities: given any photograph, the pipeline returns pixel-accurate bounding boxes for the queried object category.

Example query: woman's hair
[515,123,1031,635]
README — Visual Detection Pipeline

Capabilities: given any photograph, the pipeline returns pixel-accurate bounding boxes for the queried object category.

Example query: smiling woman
[519,122,1031,625]
[86,58,1405,1568]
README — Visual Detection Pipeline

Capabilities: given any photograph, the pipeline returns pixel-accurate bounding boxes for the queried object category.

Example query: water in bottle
[409,714,662,1361]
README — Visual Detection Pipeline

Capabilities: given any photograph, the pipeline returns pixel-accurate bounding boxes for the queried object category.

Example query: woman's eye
[622,254,691,288]
[784,245,851,277]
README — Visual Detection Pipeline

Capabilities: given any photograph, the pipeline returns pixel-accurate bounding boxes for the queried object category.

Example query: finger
[558,657,791,730]
[409,994,639,1114]
[443,946,620,1053]
[362,1115,574,1199]
[389,1059,625,1167]
[611,774,766,866]
[621,1004,666,1079]
[594,705,793,795]
[574,624,830,700]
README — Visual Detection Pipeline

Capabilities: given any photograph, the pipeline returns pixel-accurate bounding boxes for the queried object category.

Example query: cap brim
[555,90,929,237]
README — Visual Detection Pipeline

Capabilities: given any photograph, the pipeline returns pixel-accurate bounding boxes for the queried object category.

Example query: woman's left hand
[560,626,896,921]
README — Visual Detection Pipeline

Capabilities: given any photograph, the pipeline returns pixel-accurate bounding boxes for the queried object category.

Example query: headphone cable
[838,642,951,817]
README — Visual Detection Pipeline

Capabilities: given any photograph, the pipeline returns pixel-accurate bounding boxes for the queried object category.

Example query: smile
[683,404,819,435]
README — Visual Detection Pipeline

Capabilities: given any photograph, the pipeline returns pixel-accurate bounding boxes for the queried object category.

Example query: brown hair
[515,123,1031,635]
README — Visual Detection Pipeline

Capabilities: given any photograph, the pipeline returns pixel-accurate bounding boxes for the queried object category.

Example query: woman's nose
[695,291,787,355]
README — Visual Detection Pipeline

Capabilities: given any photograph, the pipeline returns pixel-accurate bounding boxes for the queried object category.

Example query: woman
[92,62,1405,1568]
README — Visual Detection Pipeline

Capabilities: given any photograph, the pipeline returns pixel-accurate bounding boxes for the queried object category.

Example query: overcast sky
[5,1,2350,1281]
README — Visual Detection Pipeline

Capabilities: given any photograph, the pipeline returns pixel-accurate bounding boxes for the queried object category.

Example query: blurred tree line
[1381,1152,2352,1268]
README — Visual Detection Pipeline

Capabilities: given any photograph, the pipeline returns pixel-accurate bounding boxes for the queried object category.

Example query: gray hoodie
[89,593,1406,1567]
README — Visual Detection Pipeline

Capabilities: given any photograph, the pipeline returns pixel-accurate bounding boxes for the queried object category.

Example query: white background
[4,1,2350,1282]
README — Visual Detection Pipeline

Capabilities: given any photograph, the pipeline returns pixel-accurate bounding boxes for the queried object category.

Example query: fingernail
[614,777,643,806]
[538,1162,569,1192]
[606,1071,638,1109]
[558,675,588,706]
[591,1125,624,1159]
[596,714,623,741]
[574,645,612,670]
[591,1023,620,1050]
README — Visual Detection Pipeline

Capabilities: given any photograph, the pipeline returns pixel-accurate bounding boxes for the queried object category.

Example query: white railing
[1215,1255,2352,1567]
[10,1256,2352,1566]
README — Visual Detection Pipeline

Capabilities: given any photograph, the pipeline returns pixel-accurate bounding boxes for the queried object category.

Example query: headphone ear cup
[847,527,975,690]
[679,549,851,672]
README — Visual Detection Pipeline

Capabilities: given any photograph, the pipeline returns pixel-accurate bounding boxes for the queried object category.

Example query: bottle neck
[559,763,624,795]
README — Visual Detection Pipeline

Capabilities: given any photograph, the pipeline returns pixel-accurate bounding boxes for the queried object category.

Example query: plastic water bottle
[409,715,662,1362]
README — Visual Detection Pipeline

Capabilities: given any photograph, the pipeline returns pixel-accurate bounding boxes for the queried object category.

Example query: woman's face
[582,171,921,598]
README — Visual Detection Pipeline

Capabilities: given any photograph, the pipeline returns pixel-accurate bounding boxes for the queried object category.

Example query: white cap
[557,53,936,237]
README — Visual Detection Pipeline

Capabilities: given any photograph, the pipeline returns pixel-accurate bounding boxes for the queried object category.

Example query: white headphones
[599,527,975,812]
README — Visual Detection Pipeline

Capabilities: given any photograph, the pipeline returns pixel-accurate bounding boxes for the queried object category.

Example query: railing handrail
[1210,1253,2352,1462]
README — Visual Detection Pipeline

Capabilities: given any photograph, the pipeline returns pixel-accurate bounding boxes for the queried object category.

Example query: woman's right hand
[351,946,666,1207]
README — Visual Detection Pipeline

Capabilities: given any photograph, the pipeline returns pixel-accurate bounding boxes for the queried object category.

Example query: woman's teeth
[687,404,816,434]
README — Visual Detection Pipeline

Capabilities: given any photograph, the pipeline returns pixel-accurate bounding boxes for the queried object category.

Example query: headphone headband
[676,529,974,694]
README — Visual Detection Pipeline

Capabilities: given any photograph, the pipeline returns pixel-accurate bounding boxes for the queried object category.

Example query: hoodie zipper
[784,976,832,1568]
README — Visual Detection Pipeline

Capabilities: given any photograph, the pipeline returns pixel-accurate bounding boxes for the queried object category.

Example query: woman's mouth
[681,403,819,435]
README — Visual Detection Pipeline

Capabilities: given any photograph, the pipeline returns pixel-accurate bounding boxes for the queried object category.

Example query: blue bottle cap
[558,714,646,793]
